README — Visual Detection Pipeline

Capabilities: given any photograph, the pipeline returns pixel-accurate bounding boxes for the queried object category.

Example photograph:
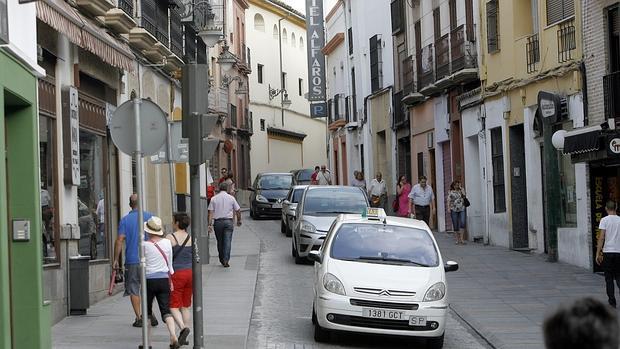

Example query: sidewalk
[437,232,607,349]
[52,212,260,349]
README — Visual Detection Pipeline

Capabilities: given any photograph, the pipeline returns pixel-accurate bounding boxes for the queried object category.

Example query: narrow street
[245,218,492,349]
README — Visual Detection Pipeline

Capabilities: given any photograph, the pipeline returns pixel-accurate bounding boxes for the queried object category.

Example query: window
[417,152,424,179]
[40,116,58,264]
[230,104,237,127]
[546,0,575,25]
[257,64,264,84]
[490,127,506,213]
[327,98,333,123]
[300,36,304,49]
[282,28,288,44]
[433,7,441,40]
[281,72,287,89]
[369,34,382,93]
[351,68,357,121]
[487,0,500,53]
[79,130,108,260]
[348,27,353,55]
[449,0,457,31]
[273,24,279,39]
[298,78,303,96]
[291,32,296,47]
[254,13,265,32]
[558,123,576,226]
[608,6,619,73]
[260,118,265,131]
[391,0,405,34]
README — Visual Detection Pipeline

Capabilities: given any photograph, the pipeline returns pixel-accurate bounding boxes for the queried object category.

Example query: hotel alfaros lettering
[305,0,326,102]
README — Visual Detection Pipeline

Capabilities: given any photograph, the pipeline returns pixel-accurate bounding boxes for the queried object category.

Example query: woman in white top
[143,216,181,349]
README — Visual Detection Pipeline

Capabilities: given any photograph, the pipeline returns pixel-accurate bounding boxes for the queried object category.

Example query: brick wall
[583,0,619,125]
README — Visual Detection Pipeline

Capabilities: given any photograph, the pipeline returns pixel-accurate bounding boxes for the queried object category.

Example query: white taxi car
[308,208,458,348]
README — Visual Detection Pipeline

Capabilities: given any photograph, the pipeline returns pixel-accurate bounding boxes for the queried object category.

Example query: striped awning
[36,0,135,73]
[563,130,602,155]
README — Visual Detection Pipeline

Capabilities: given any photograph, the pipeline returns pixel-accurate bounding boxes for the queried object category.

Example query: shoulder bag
[152,241,174,292]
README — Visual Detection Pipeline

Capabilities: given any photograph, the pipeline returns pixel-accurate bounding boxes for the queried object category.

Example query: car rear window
[258,175,292,190]
[329,223,439,267]
[303,188,368,215]
[296,169,314,181]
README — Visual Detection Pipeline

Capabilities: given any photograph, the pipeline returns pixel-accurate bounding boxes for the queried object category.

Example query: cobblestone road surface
[245,218,492,349]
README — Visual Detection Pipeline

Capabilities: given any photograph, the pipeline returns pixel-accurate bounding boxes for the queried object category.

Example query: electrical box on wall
[12,220,30,241]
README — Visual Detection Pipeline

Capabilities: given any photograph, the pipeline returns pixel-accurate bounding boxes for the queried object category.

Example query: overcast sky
[282,0,338,16]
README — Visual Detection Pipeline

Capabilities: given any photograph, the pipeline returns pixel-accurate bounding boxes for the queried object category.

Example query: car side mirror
[308,251,322,264]
[444,261,459,272]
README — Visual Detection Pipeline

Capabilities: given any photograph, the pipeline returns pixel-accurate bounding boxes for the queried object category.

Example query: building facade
[247,0,327,181]
[391,0,479,231]
[0,1,48,347]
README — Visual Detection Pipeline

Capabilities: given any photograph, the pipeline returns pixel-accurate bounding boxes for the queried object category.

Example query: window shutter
[433,7,441,41]
[487,0,499,53]
[449,0,457,31]
[547,0,575,25]
[370,35,380,92]
[391,0,404,34]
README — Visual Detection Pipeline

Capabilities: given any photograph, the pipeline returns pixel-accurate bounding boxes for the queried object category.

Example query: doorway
[510,124,529,249]
[429,148,437,230]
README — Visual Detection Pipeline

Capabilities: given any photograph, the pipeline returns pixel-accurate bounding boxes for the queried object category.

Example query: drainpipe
[480,104,490,245]
[580,61,589,126]
[278,17,288,127]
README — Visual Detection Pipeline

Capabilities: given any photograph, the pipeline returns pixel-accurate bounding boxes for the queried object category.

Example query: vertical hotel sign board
[62,87,80,186]
[305,0,326,107]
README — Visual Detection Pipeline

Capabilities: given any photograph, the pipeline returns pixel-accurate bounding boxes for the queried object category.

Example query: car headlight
[423,282,446,301]
[300,220,316,233]
[256,195,269,203]
[323,273,346,295]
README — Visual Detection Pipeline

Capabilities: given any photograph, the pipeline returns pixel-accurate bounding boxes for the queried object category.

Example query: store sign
[305,0,327,102]
[539,99,555,118]
[608,137,620,157]
[62,87,80,186]
[591,170,619,273]
[310,102,327,118]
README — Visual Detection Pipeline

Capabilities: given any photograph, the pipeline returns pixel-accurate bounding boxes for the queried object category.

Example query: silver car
[292,186,369,264]
[281,185,308,237]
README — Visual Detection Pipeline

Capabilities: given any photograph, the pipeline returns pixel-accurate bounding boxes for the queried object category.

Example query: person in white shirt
[208,182,242,267]
[408,175,435,225]
[368,172,387,209]
[96,197,105,241]
[143,216,183,348]
[350,171,367,189]
[596,201,620,308]
[317,165,332,185]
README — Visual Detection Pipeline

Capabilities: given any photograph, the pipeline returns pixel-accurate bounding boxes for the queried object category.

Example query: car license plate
[362,308,405,320]
[272,203,282,209]
[408,316,427,326]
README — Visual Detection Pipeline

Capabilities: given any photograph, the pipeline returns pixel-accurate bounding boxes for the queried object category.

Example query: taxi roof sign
[365,207,387,221]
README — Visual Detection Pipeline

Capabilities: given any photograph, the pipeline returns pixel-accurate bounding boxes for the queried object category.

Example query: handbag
[152,242,174,292]
[371,195,381,206]
[463,196,471,208]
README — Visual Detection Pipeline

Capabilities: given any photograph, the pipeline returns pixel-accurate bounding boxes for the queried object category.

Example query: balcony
[435,34,453,89]
[393,91,408,128]
[417,44,439,96]
[526,34,540,74]
[450,25,478,83]
[76,0,114,17]
[170,9,184,60]
[604,71,620,120]
[128,27,157,51]
[105,2,136,34]
[557,20,576,63]
[401,55,424,106]
[237,44,252,74]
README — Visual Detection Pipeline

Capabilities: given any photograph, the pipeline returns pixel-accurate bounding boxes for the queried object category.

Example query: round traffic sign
[109,99,168,156]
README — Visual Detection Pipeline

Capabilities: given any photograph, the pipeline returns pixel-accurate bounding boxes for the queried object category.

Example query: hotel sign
[305,0,327,103]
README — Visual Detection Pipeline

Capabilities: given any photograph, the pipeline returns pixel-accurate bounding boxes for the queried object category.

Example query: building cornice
[248,0,306,28]
[322,32,344,55]
[325,1,343,23]
[235,0,250,10]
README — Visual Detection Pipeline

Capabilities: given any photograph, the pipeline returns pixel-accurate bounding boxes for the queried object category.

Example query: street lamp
[268,84,292,109]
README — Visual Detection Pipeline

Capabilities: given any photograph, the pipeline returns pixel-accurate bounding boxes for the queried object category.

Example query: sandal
[178,327,190,346]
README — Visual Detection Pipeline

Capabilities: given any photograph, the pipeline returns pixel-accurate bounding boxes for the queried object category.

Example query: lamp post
[268,84,292,109]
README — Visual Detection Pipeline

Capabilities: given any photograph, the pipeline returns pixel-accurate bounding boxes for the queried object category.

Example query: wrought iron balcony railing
[604,71,620,120]
[526,33,540,74]
[118,0,133,16]
[417,44,435,89]
[435,34,450,81]
[451,24,478,73]
[557,20,576,63]
[402,55,415,95]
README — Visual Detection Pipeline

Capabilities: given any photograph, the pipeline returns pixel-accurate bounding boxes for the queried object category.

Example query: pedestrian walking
[113,194,155,328]
[142,216,181,349]
[543,297,618,349]
[396,175,411,217]
[208,182,242,267]
[166,213,192,346]
[218,168,228,184]
[447,180,467,245]
[596,201,620,307]
[350,170,366,190]
[317,165,332,185]
[225,173,237,196]
[408,175,435,226]
[368,172,387,209]
[310,166,320,185]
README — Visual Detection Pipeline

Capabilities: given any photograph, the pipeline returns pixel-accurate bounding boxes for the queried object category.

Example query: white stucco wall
[7,0,41,74]
[434,96,449,232]
[461,105,485,239]
[247,3,326,179]
[523,106,544,252]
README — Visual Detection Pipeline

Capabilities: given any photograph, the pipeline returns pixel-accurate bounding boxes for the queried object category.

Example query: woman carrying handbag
[447,180,468,245]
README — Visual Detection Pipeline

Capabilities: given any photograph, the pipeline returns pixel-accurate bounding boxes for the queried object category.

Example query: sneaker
[132,317,143,327]
[150,315,159,327]
[178,328,190,346]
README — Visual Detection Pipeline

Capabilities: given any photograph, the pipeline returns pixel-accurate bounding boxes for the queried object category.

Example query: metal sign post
[110,98,167,349]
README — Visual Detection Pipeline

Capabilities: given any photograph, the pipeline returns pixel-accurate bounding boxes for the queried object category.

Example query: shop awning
[36,0,135,73]
[563,130,602,155]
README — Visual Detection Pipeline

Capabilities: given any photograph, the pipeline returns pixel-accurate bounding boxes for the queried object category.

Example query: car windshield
[330,223,439,267]
[258,175,293,190]
[296,169,314,181]
[292,188,305,203]
[303,188,368,215]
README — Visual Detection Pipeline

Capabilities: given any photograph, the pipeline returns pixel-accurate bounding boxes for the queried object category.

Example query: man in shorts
[113,194,154,327]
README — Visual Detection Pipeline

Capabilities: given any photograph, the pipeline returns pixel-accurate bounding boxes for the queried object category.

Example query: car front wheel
[426,333,445,349]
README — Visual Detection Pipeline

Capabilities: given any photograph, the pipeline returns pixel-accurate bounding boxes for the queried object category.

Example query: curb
[450,303,505,349]
[242,213,261,349]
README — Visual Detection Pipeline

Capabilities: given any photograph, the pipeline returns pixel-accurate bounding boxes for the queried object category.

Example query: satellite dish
[110,99,168,156]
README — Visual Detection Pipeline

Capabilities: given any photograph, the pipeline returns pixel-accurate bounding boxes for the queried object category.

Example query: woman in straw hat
[143,216,189,348]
